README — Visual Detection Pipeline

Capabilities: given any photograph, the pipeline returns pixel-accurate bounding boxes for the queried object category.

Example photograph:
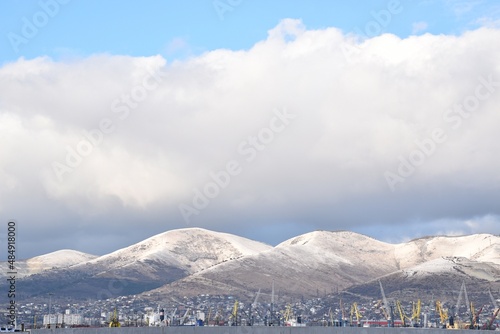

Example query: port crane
[236,290,262,326]
[350,302,362,326]
[180,308,191,325]
[462,282,472,328]
[378,280,393,327]
[206,307,212,324]
[482,289,500,330]
[452,281,475,329]
[249,289,261,325]
[169,308,177,326]
[435,300,449,328]
[109,308,121,327]
[270,279,276,325]
[229,300,239,326]
[470,304,483,329]
[340,299,347,325]
[282,304,292,323]
[396,300,408,327]
[411,300,421,326]
[394,299,421,327]
[328,307,335,326]
[375,300,390,320]
[213,307,224,326]
[483,307,500,330]
[456,281,484,329]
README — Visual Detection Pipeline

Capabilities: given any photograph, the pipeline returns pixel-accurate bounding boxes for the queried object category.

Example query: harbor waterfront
[28,327,499,334]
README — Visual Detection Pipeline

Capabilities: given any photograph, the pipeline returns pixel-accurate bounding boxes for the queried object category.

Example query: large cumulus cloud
[1,20,499,257]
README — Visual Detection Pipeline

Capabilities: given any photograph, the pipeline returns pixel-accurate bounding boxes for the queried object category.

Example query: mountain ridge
[141,230,499,302]
[0,228,498,303]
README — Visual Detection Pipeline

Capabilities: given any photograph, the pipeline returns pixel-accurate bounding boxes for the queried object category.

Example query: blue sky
[1,1,500,258]
[1,0,498,63]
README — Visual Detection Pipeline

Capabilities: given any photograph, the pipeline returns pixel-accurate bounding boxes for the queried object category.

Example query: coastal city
[2,1,500,334]
[2,289,499,330]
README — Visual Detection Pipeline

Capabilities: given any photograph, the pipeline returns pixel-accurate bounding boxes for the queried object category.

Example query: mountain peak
[0,249,97,279]
[3,229,498,303]
[277,229,389,249]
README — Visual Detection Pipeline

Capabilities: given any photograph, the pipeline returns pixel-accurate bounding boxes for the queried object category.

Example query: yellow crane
[435,301,449,328]
[375,300,390,322]
[468,302,476,329]
[109,308,121,327]
[282,304,292,323]
[396,301,408,327]
[350,302,362,327]
[411,300,421,326]
[229,300,239,326]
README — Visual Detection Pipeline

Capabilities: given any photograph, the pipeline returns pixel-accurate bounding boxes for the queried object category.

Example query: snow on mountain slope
[73,227,272,280]
[27,249,98,271]
[0,249,97,279]
[147,231,499,300]
[5,229,498,303]
[403,256,499,281]
[348,256,500,305]
[2,228,272,301]
[276,230,398,274]
[395,234,500,269]
[471,239,500,264]
[150,230,400,298]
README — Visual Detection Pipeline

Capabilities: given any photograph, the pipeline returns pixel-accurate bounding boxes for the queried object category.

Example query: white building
[43,314,57,327]
[64,314,84,326]
[43,313,83,327]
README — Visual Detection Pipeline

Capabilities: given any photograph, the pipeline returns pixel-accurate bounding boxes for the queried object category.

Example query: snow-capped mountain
[147,230,397,299]
[0,249,97,279]
[394,234,499,268]
[3,227,271,300]
[2,228,498,303]
[147,231,500,301]
[72,227,272,280]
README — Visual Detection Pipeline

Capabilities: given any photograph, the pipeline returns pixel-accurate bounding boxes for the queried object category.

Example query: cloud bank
[1,20,499,257]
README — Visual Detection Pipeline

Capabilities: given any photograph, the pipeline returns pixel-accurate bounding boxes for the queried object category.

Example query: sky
[1,0,500,259]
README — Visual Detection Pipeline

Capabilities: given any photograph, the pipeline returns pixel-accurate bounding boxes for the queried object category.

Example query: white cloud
[445,0,484,17]
[412,21,428,34]
[1,20,500,256]
[475,16,500,28]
